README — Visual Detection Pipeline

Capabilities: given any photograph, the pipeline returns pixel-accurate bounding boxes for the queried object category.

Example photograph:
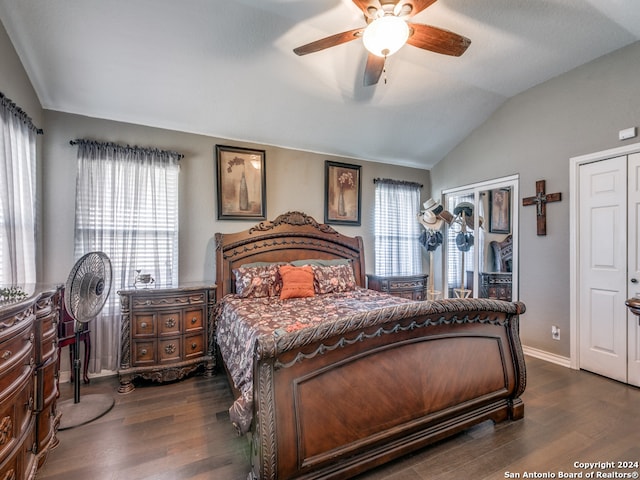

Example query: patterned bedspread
[216,287,414,434]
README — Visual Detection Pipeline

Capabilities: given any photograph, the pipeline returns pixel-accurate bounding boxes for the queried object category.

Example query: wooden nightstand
[117,284,216,393]
[366,274,429,300]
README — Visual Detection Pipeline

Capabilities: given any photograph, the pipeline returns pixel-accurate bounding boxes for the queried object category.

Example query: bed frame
[215,211,526,480]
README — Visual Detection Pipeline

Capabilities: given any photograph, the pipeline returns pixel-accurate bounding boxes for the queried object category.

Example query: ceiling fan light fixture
[362,15,409,57]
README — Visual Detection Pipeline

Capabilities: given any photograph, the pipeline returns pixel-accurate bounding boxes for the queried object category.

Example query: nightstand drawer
[184,308,204,332]
[159,337,181,363]
[133,314,156,336]
[158,311,181,335]
[184,333,205,359]
[133,340,156,365]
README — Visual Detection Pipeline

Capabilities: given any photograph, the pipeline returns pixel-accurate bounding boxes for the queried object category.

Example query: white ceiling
[1,0,639,169]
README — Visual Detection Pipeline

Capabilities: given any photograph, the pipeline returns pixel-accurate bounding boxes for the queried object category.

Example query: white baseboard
[523,345,572,368]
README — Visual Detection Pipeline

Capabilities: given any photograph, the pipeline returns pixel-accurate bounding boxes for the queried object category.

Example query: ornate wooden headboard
[215,211,366,300]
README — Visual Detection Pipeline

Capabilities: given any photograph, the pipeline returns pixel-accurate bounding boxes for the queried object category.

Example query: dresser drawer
[0,324,34,394]
[0,371,35,462]
[34,311,58,365]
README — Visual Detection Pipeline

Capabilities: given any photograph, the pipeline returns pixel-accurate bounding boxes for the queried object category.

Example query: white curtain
[73,140,180,372]
[0,93,38,285]
[374,179,422,276]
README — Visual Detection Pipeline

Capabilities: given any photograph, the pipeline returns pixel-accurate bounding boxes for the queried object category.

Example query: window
[0,93,39,285]
[73,140,181,372]
[374,179,422,276]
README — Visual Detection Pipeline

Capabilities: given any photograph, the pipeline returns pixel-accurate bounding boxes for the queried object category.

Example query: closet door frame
[570,141,640,371]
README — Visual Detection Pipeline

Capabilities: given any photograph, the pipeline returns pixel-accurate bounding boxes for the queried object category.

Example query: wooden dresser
[0,285,61,480]
[117,284,216,393]
[366,274,429,300]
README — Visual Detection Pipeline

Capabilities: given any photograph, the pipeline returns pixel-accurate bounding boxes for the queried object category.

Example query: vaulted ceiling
[1,0,639,169]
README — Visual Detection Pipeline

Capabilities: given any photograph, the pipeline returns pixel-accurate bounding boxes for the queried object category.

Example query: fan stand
[58,320,115,430]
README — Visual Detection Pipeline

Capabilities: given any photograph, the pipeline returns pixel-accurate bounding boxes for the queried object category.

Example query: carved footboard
[250,299,526,480]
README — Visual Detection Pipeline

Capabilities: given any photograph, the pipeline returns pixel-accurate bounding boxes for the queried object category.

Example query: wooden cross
[522,180,562,236]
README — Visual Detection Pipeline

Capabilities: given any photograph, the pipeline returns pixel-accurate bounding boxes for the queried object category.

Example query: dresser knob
[1,351,11,361]
[26,396,34,410]
[191,317,197,324]
[140,322,148,329]
[165,318,176,328]
[164,344,176,355]
[140,348,148,356]
[191,343,197,350]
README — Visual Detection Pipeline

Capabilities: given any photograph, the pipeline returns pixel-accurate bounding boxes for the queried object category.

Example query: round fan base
[58,394,115,430]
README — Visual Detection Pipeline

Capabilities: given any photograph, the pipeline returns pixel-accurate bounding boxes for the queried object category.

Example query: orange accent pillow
[279,265,315,300]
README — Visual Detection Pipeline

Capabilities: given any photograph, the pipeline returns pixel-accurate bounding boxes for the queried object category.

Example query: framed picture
[216,145,266,220]
[489,188,511,233]
[324,161,361,225]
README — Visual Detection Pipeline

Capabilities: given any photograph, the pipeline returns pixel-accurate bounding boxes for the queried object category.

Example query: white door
[579,156,628,383]
[626,153,640,386]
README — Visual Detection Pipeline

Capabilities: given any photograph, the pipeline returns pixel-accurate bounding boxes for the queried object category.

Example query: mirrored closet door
[442,175,519,301]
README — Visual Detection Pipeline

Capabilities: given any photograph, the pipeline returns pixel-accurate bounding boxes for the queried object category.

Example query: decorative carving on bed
[248,211,339,235]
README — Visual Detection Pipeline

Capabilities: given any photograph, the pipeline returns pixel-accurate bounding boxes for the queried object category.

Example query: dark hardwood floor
[36,356,640,480]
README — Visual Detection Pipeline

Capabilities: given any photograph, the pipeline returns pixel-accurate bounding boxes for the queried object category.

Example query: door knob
[632,278,638,284]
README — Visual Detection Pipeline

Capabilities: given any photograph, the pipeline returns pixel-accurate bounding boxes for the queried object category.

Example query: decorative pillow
[233,264,281,298]
[278,265,315,300]
[312,264,357,294]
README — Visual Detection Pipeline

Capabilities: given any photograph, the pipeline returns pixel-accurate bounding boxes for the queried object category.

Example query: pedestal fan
[58,251,114,430]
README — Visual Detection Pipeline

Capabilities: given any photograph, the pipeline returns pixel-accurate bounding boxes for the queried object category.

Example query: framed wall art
[324,161,361,225]
[216,145,266,220]
[489,188,511,233]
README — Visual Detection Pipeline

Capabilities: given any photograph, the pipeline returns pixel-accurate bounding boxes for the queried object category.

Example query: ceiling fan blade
[407,23,471,56]
[364,53,385,86]
[352,0,383,19]
[394,0,437,17]
[293,28,364,56]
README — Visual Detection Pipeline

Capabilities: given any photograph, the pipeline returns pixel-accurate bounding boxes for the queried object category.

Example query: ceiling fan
[293,0,471,86]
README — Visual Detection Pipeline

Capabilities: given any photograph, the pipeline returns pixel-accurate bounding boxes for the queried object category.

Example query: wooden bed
[215,211,526,480]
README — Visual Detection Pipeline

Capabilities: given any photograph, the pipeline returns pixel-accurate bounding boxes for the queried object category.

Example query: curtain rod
[373,177,423,188]
[69,139,184,160]
[0,92,44,134]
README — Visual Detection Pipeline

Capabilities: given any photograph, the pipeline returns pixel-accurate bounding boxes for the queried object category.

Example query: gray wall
[41,111,431,287]
[431,41,640,358]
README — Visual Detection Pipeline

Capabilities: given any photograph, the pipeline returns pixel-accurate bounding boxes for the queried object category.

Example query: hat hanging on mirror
[421,198,454,226]
[453,201,483,230]
[419,230,443,251]
[418,210,444,231]
[456,231,474,252]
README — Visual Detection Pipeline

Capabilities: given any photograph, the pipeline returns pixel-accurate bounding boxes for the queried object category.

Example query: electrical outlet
[552,325,560,340]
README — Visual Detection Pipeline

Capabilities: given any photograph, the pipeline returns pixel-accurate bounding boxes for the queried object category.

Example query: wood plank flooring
[36,356,640,480]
